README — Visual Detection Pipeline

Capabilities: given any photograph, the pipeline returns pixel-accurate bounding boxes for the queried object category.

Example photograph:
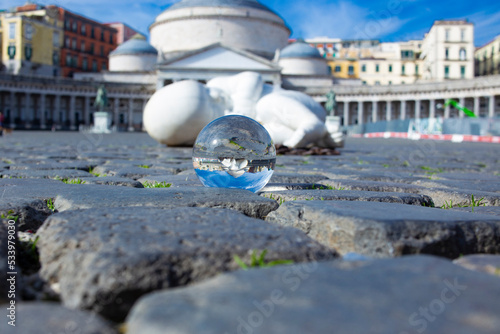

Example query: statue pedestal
[91,111,112,133]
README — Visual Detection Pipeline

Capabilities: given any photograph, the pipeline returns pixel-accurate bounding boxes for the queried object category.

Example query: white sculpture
[143,71,339,148]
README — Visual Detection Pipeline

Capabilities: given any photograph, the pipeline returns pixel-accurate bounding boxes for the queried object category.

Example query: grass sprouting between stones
[441,194,486,212]
[234,250,293,270]
[55,176,86,185]
[89,167,107,177]
[1,210,18,221]
[138,164,151,169]
[143,181,172,188]
[47,199,56,212]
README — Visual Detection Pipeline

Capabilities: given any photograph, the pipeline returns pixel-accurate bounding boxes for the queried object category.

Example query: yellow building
[475,35,500,76]
[328,58,359,79]
[0,3,63,76]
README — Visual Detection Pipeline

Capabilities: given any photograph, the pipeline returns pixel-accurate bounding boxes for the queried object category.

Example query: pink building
[105,22,145,45]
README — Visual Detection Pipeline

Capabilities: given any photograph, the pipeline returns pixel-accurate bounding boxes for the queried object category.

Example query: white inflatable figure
[144,71,338,148]
[143,80,224,146]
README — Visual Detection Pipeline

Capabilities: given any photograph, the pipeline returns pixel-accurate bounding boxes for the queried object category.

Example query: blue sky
[2,0,499,47]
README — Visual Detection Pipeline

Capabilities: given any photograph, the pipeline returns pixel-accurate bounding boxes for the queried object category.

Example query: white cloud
[285,0,407,40]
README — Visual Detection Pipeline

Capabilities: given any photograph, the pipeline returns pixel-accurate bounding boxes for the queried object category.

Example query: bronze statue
[325,90,337,116]
[94,85,108,111]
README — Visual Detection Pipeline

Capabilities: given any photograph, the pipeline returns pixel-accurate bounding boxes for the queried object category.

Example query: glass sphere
[193,115,276,192]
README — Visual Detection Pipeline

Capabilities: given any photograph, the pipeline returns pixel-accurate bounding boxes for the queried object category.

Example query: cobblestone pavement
[1,131,499,333]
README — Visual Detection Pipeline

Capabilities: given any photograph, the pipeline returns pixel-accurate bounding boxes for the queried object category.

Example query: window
[348,65,354,75]
[375,64,380,72]
[65,37,70,48]
[52,51,59,65]
[459,48,466,61]
[461,29,465,42]
[109,33,113,44]
[72,21,77,32]
[362,81,367,85]
[25,23,33,40]
[415,65,419,75]
[361,64,366,72]
[65,19,70,30]
[401,64,406,75]
[388,64,392,72]
[92,59,97,72]
[375,81,381,85]
[81,23,86,35]
[91,27,95,38]
[334,65,341,73]
[66,54,71,66]
[101,30,105,42]
[445,48,449,60]
[72,38,77,50]
[90,43,94,54]
[100,45,104,56]
[460,66,466,78]
[82,58,88,71]
[9,22,16,39]
[53,31,60,47]
[81,41,86,52]
[102,62,107,71]
[444,65,450,78]
[388,81,392,85]
[445,29,450,41]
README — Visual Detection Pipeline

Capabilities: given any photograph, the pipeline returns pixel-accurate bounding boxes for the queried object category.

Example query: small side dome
[110,35,158,56]
[280,40,322,59]
[279,40,329,76]
[109,35,158,72]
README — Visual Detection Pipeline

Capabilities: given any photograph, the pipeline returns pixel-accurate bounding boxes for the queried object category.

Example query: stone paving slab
[54,186,279,219]
[450,206,500,216]
[138,174,202,187]
[126,256,500,334]
[72,176,145,188]
[259,189,434,206]
[0,302,118,334]
[0,222,10,304]
[269,172,329,184]
[266,200,500,258]
[36,207,337,321]
[1,168,93,180]
[453,254,500,276]
[320,179,425,194]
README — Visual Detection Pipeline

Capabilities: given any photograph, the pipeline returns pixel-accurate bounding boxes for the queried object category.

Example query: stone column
[489,96,495,118]
[357,101,364,125]
[444,102,450,119]
[429,99,435,119]
[114,98,120,129]
[415,99,421,119]
[24,93,31,121]
[386,101,392,121]
[40,94,46,129]
[371,101,378,123]
[128,98,134,132]
[400,100,407,120]
[474,96,480,117]
[343,101,349,126]
[69,95,76,130]
[54,95,61,126]
[9,92,16,128]
[84,96,91,126]
[459,97,465,118]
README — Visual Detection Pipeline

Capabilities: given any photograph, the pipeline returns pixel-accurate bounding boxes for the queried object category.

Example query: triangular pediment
[160,44,279,71]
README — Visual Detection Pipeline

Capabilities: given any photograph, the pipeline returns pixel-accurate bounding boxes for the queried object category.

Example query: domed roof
[280,41,322,59]
[111,36,158,56]
[166,0,276,14]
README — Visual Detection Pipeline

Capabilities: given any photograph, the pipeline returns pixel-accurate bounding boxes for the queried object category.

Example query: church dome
[110,37,158,56]
[109,35,158,72]
[280,41,322,59]
[279,41,330,76]
[150,0,290,60]
[167,0,277,14]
